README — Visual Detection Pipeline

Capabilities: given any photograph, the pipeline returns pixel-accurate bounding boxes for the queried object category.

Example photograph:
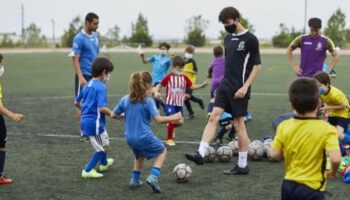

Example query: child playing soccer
[314,71,350,155]
[183,45,205,119]
[111,71,182,193]
[271,78,341,199]
[0,54,24,185]
[215,112,236,145]
[75,57,115,179]
[140,42,172,111]
[154,56,207,146]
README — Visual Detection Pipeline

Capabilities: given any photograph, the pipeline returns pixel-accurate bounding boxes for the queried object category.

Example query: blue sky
[1,0,349,40]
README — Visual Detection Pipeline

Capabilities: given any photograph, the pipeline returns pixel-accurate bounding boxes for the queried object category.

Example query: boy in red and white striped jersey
[154,56,207,146]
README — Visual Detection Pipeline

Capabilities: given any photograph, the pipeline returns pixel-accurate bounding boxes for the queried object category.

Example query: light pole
[304,0,308,33]
[51,19,55,48]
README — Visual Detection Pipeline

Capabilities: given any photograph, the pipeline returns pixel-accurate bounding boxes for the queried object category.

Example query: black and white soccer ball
[204,146,217,163]
[173,163,192,183]
[216,146,233,162]
[227,140,239,156]
[263,139,273,156]
[248,142,264,160]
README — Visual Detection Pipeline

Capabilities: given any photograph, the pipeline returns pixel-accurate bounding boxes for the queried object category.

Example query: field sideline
[0,52,349,200]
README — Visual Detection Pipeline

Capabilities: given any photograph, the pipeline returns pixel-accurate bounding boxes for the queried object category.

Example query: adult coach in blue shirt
[70,12,99,141]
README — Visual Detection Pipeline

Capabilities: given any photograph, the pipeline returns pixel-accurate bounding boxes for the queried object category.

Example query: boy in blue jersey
[75,57,114,179]
[0,54,24,185]
[140,42,171,111]
[111,71,181,193]
[70,12,100,142]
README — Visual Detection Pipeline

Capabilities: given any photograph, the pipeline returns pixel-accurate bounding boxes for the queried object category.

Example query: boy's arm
[140,53,149,64]
[327,38,340,71]
[99,107,112,116]
[327,150,341,178]
[321,102,347,111]
[270,148,283,161]
[234,64,261,99]
[0,105,24,122]
[74,101,81,110]
[190,81,207,90]
[154,112,182,124]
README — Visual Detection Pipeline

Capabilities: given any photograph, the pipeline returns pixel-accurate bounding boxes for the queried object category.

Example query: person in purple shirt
[287,17,339,77]
[207,46,225,114]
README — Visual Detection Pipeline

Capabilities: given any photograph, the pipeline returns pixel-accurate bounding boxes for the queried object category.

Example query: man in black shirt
[185,6,262,175]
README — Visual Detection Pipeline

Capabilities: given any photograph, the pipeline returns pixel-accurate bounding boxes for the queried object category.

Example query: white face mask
[0,65,5,77]
[160,49,167,56]
[184,53,193,60]
[103,73,110,84]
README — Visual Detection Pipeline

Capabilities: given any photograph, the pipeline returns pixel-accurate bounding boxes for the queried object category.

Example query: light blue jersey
[147,55,171,84]
[76,79,107,136]
[113,95,160,147]
[71,30,99,76]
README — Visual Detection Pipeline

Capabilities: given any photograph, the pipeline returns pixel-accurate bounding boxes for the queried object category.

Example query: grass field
[0,52,349,200]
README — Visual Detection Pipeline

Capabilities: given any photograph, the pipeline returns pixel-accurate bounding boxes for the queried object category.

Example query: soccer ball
[250,140,263,147]
[263,139,273,156]
[227,140,239,156]
[204,146,216,163]
[248,143,264,160]
[173,163,192,183]
[216,146,233,162]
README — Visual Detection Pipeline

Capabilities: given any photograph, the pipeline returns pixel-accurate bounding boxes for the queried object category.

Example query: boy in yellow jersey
[271,78,341,200]
[0,54,24,185]
[183,45,205,119]
[314,71,350,155]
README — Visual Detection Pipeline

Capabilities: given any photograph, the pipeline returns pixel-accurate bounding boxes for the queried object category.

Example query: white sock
[198,141,209,158]
[238,151,248,168]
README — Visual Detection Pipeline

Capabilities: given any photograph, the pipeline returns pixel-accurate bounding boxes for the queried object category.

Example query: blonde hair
[129,71,153,103]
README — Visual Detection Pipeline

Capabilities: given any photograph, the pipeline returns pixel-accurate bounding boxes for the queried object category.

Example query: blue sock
[343,134,350,144]
[84,152,104,172]
[150,167,161,177]
[100,152,107,166]
[132,170,141,181]
[0,151,5,177]
[207,103,214,113]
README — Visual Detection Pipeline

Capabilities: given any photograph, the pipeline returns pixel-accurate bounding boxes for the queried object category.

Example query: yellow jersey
[272,117,339,191]
[321,86,350,118]
[183,59,198,84]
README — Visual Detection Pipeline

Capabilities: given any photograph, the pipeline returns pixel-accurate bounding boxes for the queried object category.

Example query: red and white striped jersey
[160,73,192,106]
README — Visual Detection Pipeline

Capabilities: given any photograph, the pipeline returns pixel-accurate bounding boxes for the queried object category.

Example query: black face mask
[225,24,237,34]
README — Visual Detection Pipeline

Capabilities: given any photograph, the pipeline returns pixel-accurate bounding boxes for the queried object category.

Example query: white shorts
[89,131,109,152]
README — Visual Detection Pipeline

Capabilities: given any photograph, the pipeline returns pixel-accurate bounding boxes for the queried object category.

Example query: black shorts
[328,117,350,130]
[0,115,7,148]
[185,87,193,95]
[282,180,324,200]
[213,86,249,118]
[75,74,92,97]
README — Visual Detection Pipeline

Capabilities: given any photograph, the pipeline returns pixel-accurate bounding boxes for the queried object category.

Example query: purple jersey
[290,34,335,77]
[208,57,225,92]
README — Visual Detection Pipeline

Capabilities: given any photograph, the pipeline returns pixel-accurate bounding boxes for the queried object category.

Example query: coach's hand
[292,64,303,76]
[234,86,248,99]
[79,77,87,87]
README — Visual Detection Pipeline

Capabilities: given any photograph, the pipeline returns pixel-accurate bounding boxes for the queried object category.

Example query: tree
[105,25,120,47]
[0,34,15,48]
[324,8,347,48]
[272,23,294,48]
[24,23,47,47]
[129,13,152,47]
[185,15,209,47]
[218,16,255,41]
[61,16,83,47]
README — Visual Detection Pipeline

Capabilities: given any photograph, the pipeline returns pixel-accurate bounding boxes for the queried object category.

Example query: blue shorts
[165,104,183,116]
[128,136,165,160]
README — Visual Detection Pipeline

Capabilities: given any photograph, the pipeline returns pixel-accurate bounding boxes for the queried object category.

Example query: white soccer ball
[248,143,264,160]
[204,146,217,163]
[173,163,192,183]
[250,140,263,147]
[216,146,233,162]
[263,140,273,156]
[227,140,239,156]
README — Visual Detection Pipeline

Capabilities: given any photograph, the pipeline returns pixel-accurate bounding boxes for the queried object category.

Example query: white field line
[10,132,201,145]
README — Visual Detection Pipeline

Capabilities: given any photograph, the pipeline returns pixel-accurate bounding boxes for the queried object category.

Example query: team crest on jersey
[316,42,322,51]
[237,41,245,51]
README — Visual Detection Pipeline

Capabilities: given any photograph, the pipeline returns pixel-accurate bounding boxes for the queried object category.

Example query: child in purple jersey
[207,46,225,114]
[287,17,339,78]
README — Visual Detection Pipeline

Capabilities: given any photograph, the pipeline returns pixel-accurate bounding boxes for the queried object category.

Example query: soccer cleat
[0,176,13,185]
[222,164,249,175]
[166,139,176,147]
[329,69,336,78]
[128,179,143,189]
[244,113,252,122]
[82,169,104,179]
[146,175,161,193]
[99,158,114,172]
[185,152,204,165]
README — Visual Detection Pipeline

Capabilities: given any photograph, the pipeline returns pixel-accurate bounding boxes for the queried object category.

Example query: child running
[111,71,181,193]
